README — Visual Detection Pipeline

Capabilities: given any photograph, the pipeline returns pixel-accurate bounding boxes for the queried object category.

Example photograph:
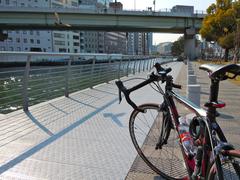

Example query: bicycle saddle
[199,63,240,80]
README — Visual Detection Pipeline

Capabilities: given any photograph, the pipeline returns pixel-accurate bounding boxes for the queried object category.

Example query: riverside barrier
[0,51,171,114]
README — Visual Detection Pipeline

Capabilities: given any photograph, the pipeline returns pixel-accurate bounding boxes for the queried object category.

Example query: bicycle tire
[129,103,189,179]
[207,150,240,180]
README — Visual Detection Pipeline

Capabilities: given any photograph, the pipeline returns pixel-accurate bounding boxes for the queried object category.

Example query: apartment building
[104,32,127,54]
[0,0,80,53]
[0,0,52,52]
[127,32,152,55]
[51,0,80,53]
[0,0,152,55]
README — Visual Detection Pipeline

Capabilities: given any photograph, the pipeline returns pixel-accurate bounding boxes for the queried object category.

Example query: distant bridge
[0,7,205,33]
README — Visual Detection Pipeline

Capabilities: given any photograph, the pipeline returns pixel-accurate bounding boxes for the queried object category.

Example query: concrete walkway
[0,62,183,180]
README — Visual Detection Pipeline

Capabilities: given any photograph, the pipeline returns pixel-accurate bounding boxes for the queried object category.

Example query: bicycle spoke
[130,104,188,179]
[134,124,157,144]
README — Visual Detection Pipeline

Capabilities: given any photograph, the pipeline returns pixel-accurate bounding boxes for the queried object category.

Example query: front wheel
[129,103,189,179]
[207,150,240,180]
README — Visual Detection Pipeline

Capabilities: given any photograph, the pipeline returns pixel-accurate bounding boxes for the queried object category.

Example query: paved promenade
[0,62,182,179]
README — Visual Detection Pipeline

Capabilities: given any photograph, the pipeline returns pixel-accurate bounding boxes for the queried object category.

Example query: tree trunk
[233,21,240,64]
[224,48,229,62]
[233,46,238,64]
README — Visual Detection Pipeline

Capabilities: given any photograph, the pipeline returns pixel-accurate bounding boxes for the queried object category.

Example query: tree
[171,36,184,56]
[233,1,240,63]
[200,0,239,61]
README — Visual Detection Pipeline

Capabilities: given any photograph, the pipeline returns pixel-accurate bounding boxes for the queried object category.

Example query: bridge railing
[0,6,206,18]
[0,52,171,114]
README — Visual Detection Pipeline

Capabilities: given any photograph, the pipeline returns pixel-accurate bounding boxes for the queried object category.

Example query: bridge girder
[0,8,204,33]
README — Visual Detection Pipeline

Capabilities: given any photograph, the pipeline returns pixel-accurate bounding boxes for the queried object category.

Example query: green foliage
[200,0,240,59]
[171,36,184,56]
[218,32,235,49]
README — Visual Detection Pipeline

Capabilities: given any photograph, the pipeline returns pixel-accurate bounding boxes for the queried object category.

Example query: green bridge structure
[0,7,205,59]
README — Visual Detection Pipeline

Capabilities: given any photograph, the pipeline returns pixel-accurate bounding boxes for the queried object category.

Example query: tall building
[51,0,80,53]
[127,32,152,55]
[0,0,80,53]
[127,33,135,55]
[78,0,126,54]
[104,2,127,54]
[78,0,105,53]
[0,0,52,52]
[79,0,97,6]
[147,33,153,54]
[104,32,127,54]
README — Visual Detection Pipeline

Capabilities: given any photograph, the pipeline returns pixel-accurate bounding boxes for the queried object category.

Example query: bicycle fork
[155,103,172,150]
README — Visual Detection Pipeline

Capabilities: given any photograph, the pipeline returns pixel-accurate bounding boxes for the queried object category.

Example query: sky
[117,0,216,45]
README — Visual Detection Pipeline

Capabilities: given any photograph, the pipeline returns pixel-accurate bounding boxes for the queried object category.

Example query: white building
[51,0,80,53]
[0,0,80,53]
[0,0,52,52]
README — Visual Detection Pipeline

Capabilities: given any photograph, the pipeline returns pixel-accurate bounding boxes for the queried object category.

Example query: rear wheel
[129,103,189,179]
[207,150,240,180]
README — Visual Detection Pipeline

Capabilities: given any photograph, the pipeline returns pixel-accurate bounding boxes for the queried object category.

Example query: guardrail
[0,52,171,114]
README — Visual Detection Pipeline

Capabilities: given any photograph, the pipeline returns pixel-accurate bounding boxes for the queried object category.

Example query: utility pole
[153,0,156,12]
[114,0,117,13]
[134,0,136,10]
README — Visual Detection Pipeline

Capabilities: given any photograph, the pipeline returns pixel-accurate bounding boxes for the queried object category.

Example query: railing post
[138,59,141,73]
[151,59,154,68]
[149,59,152,70]
[90,56,96,88]
[65,56,73,97]
[107,56,111,83]
[143,59,146,72]
[126,57,130,77]
[118,57,122,80]
[133,57,136,75]
[23,55,31,112]
[147,59,151,70]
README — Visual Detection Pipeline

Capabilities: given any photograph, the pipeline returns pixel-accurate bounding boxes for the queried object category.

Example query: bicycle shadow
[103,112,125,127]
[219,113,234,120]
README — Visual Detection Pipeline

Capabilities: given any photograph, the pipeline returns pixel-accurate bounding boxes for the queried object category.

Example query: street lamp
[114,0,117,13]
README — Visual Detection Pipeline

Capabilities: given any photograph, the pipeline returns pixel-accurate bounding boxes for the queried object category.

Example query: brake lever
[115,80,145,113]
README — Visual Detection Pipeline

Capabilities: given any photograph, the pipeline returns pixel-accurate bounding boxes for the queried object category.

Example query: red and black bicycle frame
[162,76,228,180]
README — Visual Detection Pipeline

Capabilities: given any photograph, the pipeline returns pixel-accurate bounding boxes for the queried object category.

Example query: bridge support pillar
[184,28,197,60]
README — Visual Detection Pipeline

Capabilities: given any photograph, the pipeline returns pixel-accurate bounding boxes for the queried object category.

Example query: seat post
[207,79,220,121]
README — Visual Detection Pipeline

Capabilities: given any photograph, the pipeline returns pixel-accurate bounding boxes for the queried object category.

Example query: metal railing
[0,52,171,114]
[0,6,206,18]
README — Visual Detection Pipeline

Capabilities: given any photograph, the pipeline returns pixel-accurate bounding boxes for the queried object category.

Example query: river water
[0,58,168,114]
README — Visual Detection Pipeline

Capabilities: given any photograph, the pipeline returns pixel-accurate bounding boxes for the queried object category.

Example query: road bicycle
[116,62,240,180]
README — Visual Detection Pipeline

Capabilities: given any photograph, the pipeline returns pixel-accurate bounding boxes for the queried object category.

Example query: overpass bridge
[0,7,204,33]
[0,7,205,59]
